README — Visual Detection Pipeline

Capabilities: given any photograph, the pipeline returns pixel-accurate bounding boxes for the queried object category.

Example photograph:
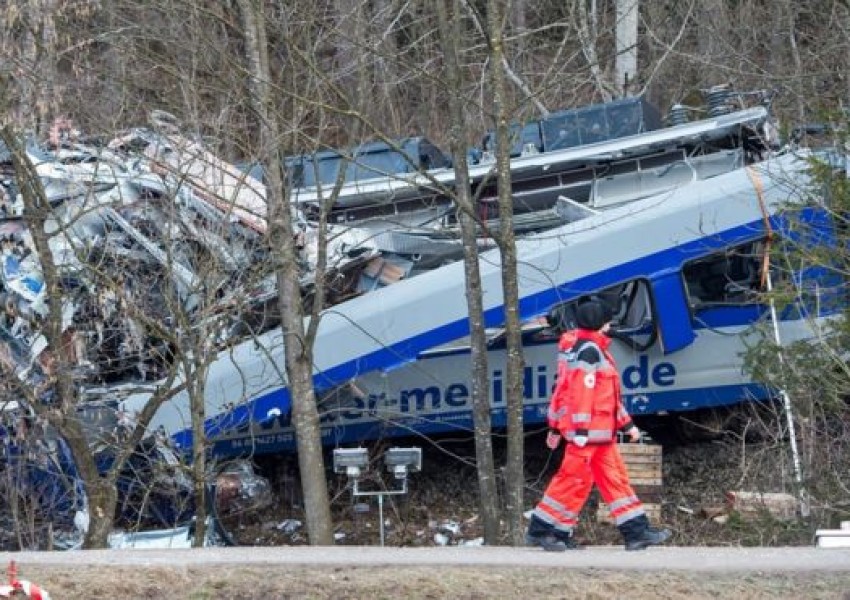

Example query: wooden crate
[597,503,662,525]
[597,443,663,524]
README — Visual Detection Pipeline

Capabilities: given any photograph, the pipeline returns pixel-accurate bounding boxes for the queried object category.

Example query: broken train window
[545,279,655,340]
[682,240,765,307]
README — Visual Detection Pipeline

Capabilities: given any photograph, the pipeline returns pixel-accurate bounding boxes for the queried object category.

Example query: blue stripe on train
[207,383,771,456]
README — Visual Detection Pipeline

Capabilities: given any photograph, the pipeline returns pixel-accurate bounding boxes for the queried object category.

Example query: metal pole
[765,270,809,517]
[348,466,413,547]
[378,494,385,547]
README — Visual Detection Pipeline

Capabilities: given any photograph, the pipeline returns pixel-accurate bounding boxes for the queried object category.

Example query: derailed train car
[184,86,844,456]
[0,86,842,546]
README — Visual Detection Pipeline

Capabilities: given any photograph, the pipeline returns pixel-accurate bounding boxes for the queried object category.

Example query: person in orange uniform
[526,297,671,551]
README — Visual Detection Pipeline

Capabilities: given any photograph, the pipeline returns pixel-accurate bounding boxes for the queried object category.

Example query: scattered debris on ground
[220,434,819,549]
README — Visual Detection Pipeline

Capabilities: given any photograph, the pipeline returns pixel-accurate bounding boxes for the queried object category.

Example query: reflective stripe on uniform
[607,495,640,512]
[540,494,579,521]
[564,429,614,441]
[613,506,646,525]
[531,507,576,532]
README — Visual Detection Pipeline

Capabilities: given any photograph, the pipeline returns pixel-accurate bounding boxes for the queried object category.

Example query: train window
[682,241,765,307]
[546,279,654,333]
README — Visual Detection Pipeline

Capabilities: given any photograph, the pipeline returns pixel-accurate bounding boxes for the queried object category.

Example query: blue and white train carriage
[120,144,841,456]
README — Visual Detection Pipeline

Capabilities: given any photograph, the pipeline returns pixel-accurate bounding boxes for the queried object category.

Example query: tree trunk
[487,0,525,546]
[371,0,401,132]
[236,0,334,545]
[461,0,549,117]
[17,1,37,130]
[510,0,528,83]
[189,370,208,547]
[335,0,371,124]
[84,479,119,548]
[436,0,501,545]
[784,7,806,123]
[38,0,59,132]
[574,0,614,101]
[615,0,639,97]
[14,0,60,134]
[845,5,850,110]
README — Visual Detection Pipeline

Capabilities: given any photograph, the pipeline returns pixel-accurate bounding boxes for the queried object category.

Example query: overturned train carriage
[147,148,837,457]
[109,92,840,456]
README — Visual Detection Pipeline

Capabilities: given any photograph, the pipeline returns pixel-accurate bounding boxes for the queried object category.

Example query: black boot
[552,529,583,550]
[525,515,568,552]
[617,514,671,551]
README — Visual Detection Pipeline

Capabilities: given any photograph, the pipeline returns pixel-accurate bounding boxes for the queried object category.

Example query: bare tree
[435,0,501,544]
[615,0,639,97]
[236,0,334,545]
[574,0,615,102]
[485,0,525,546]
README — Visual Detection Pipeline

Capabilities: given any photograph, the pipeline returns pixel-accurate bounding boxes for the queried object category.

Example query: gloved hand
[546,430,561,450]
[572,435,588,448]
[627,426,641,443]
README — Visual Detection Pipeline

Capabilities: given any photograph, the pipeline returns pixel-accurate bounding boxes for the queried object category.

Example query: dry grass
[10,565,850,599]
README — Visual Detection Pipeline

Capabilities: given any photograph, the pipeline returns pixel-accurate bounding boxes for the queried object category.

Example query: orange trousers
[532,442,645,535]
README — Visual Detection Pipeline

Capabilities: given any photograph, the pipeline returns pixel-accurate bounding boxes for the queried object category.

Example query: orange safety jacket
[546,328,634,444]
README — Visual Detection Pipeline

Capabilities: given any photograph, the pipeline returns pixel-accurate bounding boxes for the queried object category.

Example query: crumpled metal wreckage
[0,114,299,550]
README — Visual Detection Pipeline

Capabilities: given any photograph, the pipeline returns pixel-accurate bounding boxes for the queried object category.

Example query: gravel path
[2,545,849,572]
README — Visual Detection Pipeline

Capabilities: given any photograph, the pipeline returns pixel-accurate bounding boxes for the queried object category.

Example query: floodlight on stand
[333,447,369,479]
[384,447,421,479]
[336,446,423,547]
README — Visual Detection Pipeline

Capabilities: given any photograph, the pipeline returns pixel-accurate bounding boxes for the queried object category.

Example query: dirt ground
[9,564,850,599]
